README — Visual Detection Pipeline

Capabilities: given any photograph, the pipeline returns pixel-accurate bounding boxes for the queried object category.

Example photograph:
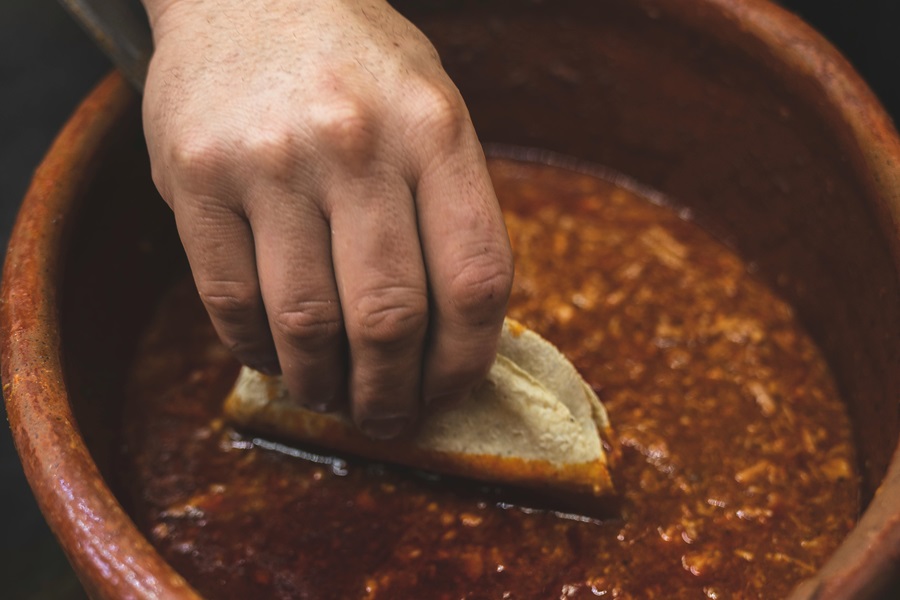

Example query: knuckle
[245,127,305,181]
[198,281,262,326]
[272,300,344,348]
[307,99,377,164]
[409,81,466,144]
[447,252,514,324]
[168,132,232,188]
[351,289,428,349]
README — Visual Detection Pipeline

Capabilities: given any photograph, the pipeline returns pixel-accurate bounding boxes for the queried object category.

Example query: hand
[140,0,514,439]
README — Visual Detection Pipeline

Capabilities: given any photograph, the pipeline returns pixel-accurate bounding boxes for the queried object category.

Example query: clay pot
[3,0,898,598]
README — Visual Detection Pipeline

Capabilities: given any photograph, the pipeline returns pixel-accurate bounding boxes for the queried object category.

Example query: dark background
[1,0,898,597]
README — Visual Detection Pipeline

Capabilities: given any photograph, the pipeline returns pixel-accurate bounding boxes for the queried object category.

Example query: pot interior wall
[62,0,898,512]
[61,124,187,491]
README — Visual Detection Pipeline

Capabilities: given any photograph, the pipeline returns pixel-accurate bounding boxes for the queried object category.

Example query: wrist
[140,0,215,42]
[140,0,179,26]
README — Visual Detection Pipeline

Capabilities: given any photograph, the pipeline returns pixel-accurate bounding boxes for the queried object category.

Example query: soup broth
[118,157,859,599]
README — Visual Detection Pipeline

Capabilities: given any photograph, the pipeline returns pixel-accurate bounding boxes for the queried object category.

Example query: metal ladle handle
[58,0,153,92]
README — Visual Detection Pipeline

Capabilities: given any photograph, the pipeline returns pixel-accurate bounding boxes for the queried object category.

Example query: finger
[329,174,429,439]
[415,140,514,406]
[172,195,279,373]
[251,189,346,413]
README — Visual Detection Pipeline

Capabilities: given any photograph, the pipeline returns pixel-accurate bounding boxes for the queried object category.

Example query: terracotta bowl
[4,0,899,597]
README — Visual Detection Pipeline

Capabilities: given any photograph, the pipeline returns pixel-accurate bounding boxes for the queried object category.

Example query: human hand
[140,0,514,439]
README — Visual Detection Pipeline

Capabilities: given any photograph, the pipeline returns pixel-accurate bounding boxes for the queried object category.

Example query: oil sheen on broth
[118,157,859,599]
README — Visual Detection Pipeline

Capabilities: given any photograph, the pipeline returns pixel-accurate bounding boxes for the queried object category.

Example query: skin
[140,0,514,439]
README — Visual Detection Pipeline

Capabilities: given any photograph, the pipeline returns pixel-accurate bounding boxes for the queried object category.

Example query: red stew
[119,156,859,599]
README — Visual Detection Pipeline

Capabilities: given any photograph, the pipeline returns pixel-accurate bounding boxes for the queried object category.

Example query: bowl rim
[3,1,899,598]
[1,73,203,599]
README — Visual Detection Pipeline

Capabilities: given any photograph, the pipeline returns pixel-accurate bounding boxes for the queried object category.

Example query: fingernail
[361,416,409,440]
[426,389,471,410]
[250,360,281,376]
[304,399,335,414]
